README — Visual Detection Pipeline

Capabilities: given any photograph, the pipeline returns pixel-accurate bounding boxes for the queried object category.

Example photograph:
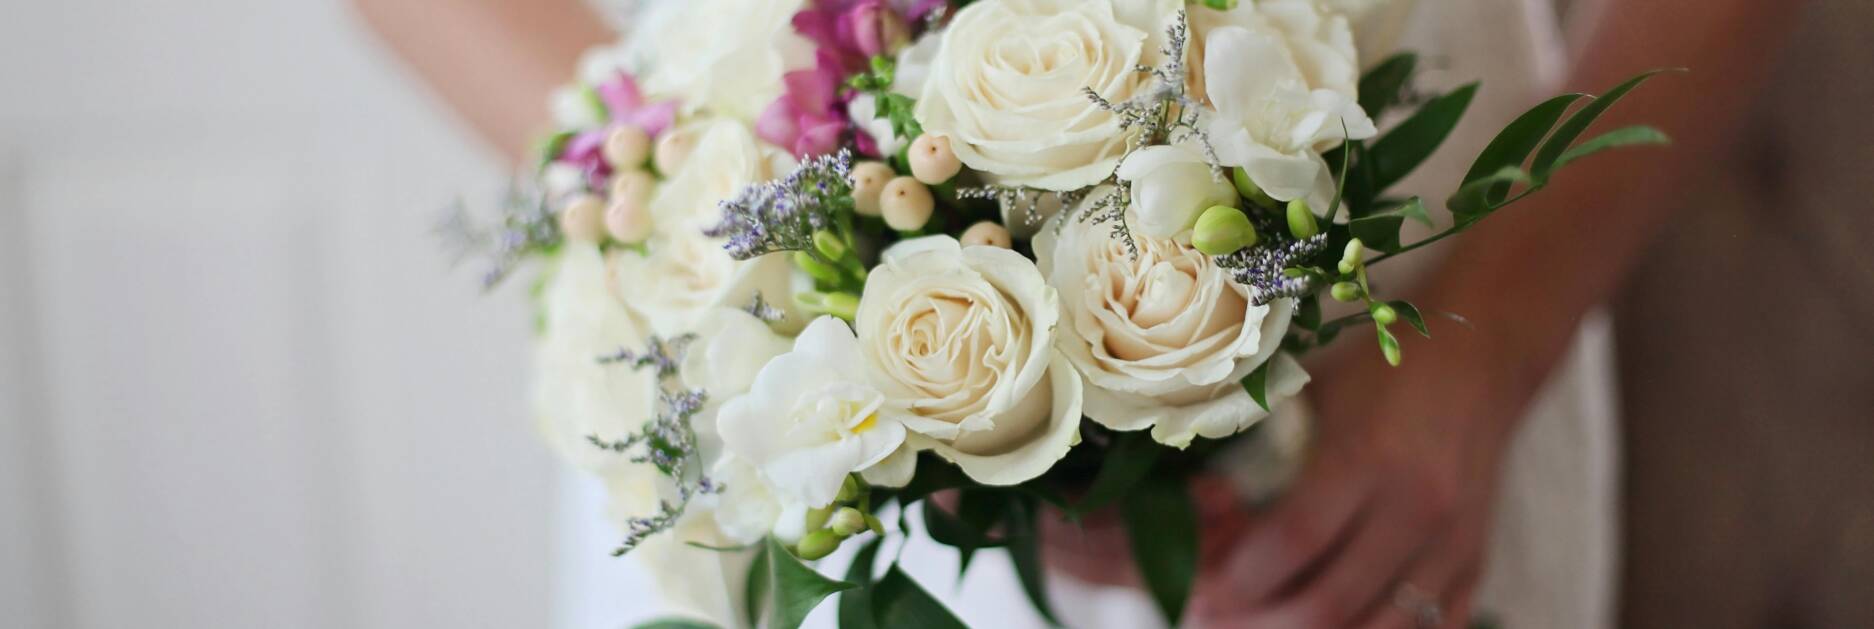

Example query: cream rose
[1035,192,1311,448]
[611,120,802,336]
[855,236,1084,485]
[914,0,1179,191]
[628,0,815,121]
[1194,0,1376,210]
[533,243,661,474]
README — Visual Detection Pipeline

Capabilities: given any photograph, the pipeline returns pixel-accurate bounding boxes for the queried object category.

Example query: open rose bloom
[438,0,1668,625]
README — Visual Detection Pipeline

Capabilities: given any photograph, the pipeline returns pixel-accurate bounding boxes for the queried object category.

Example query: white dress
[556,1,1621,627]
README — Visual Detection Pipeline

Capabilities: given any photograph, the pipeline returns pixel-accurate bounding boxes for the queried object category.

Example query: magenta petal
[594,74,645,117]
[628,101,679,138]
[756,100,803,149]
[854,127,882,158]
[794,121,846,158]
[561,129,608,162]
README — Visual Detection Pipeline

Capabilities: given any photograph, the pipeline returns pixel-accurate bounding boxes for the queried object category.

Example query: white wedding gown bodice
[555,1,1619,627]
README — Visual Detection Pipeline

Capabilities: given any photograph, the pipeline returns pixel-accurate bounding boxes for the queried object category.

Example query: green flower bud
[1286,199,1319,239]
[1371,303,1399,326]
[821,292,860,321]
[1201,0,1240,9]
[829,507,868,537]
[1342,239,1365,271]
[1381,332,1403,367]
[795,530,841,560]
[1231,167,1275,206]
[1193,205,1258,255]
[803,506,832,532]
[835,475,863,503]
[794,251,845,285]
[812,230,849,261]
[1331,281,1363,302]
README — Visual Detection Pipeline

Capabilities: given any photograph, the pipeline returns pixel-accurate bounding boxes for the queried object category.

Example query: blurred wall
[0,1,560,627]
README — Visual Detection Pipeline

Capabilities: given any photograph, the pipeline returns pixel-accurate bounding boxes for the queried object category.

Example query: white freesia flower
[612,120,802,336]
[1196,0,1376,210]
[628,0,814,121]
[718,317,912,509]
[1036,193,1311,448]
[856,236,1085,485]
[1116,143,1241,239]
[914,0,1179,191]
[533,243,660,473]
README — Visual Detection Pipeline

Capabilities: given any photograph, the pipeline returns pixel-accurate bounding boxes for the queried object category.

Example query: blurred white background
[0,1,556,626]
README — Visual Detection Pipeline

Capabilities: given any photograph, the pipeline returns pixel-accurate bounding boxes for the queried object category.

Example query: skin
[352,0,1801,626]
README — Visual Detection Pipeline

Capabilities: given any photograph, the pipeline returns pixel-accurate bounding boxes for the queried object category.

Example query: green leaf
[1073,431,1163,515]
[745,542,771,628]
[1531,70,1670,181]
[871,567,969,629]
[1358,53,1418,118]
[838,537,885,629]
[922,494,1008,573]
[1389,300,1430,337]
[1462,93,1586,185]
[1005,498,1063,626]
[1361,83,1479,198]
[1243,359,1272,412]
[1295,295,1323,331]
[1349,197,1428,253]
[1447,166,1532,221]
[1121,477,1199,626]
[1551,125,1670,171]
[766,537,856,629]
[632,619,717,629]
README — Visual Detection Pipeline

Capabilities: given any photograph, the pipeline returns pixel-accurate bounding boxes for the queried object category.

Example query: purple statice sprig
[435,181,561,291]
[706,149,856,261]
[586,333,723,557]
[1214,234,1332,306]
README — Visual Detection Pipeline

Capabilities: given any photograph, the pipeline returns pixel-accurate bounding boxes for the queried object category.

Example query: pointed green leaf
[1362,83,1480,197]
[871,567,969,629]
[1006,498,1063,626]
[767,537,856,629]
[1389,300,1430,338]
[1463,93,1586,185]
[1243,359,1272,412]
[745,543,772,628]
[1295,295,1323,331]
[1448,166,1532,221]
[1073,431,1163,515]
[1349,197,1428,253]
[632,619,717,629]
[923,496,1008,551]
[837,537,885,629]
[1121,478,1198,626]
[1358,53,1419,118]
[1551,125,1670,171]
[1531,70,1671,181]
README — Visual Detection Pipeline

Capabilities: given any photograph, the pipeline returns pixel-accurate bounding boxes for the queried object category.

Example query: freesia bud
[835,475,863,503]
[1371,303,1399,326]
[796,530,840,560]
[1287,198,1319,239]
[1382,333,1403,367]
[1340,238,1365,274]
[794,253,846,286]
[1232,167,1275,206]
[813,230,849,260]
[829,507,868,537]
[1331,281,1363,302]
[1193,205,1258,255]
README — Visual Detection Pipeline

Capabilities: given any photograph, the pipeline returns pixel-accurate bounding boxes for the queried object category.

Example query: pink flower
[757,50,852,158]
[554,73,680,190]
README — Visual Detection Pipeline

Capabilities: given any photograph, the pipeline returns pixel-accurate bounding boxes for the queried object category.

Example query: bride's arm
[1192,1,1803,627]
[348,0,612,161]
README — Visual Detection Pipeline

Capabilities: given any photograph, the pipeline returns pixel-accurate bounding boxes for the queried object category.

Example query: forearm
[1414,0,1801,431]
[349,0,612,161]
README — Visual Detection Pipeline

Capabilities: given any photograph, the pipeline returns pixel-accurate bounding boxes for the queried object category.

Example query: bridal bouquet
[441,0,1664,626]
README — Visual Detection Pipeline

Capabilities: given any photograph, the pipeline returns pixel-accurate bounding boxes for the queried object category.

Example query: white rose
[1036,193,1311,447]
[629,0,815,120]
[1196,0,1377,210]
[532,243,661,474]
[855,236,1085,485]
[914,0,1179,191]
[612,120,802,336]
[718,317,912,509]
[1116,143,1241,239]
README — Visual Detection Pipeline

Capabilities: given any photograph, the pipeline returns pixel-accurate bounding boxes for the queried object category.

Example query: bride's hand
[1190,329,1524,629]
